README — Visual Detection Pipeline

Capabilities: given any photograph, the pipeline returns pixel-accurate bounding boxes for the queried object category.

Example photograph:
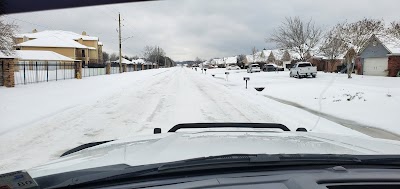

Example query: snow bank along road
[0,67,371,173]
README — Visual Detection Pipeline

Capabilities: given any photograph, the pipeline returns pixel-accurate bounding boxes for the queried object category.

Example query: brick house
[14,30,103,66]
[356,34,400,77]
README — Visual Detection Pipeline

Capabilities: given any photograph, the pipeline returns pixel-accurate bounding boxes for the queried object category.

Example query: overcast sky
[4,0,400,61]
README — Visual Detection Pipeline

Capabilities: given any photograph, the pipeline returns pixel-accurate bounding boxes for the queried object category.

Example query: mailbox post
[204,68,207,74]
[225,72,230,81]
[243,77,250,89]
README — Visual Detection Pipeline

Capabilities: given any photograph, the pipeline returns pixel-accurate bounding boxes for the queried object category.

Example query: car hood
[28,131,400,178]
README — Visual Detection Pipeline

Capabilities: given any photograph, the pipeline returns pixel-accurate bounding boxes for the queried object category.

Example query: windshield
[298,63,312,67]
[1,0,400,177]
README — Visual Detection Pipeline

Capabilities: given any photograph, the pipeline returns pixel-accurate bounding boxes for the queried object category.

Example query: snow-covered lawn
[205,68,400,135]
[0,67,368,173]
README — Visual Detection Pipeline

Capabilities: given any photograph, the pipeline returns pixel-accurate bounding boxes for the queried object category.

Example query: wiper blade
[48,154,364,188]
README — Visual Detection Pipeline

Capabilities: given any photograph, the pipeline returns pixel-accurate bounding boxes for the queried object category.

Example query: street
[0,67,379,173]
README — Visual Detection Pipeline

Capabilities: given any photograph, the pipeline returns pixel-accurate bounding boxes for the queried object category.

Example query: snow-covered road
[0,67,366,173]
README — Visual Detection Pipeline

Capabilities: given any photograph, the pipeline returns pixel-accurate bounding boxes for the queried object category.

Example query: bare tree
[267,52,276,63]
[320,23,349,72]
[386,21,400,38]
[0,18,18,55]
[334,18,385,78]
[237,54,247,68]
[109,53,118,61]
[143,45,154,61]
[102,52,110,62]
[251,46,258,63]
[281,50,291,61]
[268,17,322,61]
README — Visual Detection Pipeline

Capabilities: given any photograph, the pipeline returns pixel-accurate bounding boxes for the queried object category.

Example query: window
[82,50,85,57]
[298,63,312,67]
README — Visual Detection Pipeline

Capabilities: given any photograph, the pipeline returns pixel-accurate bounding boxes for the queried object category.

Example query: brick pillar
[142,64,145,70]
[388,56,400,77]
[134,64,137,71]
[2,59,15,87]
[75,61,82,79]
[106,63,111,74]
[122,63,127,72]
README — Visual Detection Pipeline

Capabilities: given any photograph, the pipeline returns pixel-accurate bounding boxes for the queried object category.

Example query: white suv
[247,64,261,73]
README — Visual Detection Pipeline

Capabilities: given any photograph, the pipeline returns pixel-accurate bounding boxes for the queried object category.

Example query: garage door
[363,58,388,76]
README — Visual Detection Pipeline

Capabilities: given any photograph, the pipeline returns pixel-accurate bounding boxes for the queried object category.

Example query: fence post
[122,63,127,72]
[23,61,26,84]
[46,61,49,82]
[35,61,38,83]
[55,61,58,81]
[106,63,111,75]
[142,64,145,70]
[3,59,15,87]
[75,61,82,79]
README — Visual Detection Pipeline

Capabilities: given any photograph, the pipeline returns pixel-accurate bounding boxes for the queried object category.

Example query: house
[357,34,400,77]
[224,56,237,66]
[14,30,103,66]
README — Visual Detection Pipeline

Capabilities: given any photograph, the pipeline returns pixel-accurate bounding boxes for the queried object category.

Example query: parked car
[226,64,240,70]
[289,62,317,78]
[263,63,284,72]
[247,63,261,73]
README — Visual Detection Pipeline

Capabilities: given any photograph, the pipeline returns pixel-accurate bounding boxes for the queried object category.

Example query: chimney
[78,38,83,44]
[82,31,87,36]
[32,29,37,33]
[23,36,29,42]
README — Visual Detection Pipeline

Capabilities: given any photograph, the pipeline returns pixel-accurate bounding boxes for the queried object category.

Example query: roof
[15,30,98,41]
[15,50,75,61]
[0,51,16,59]
[132,58,145,64]
[375,34,400,54]
[114,58,132,64]
[16,36,89,49]
[225,56,237,64]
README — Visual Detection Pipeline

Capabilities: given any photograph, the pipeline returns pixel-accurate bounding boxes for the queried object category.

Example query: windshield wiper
[47,154,400,188]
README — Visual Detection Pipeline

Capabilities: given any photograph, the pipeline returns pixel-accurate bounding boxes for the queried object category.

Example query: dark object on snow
[296,128,307,132]
[154,128,162,134]
[254,87,265,92]
[212,74,215,77]
[60,140,114,157]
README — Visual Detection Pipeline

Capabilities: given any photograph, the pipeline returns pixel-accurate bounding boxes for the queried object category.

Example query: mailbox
[225,72,230,75]
[243,77,250,81]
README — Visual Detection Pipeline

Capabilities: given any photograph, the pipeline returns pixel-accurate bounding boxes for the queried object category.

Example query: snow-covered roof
[15,30,98,41]
[0,51,16,59]
[225,56,237,64]
[211,58,225,65]
[132,58,146,64]
[113,57,132,64]
[98,42,103,45]
[375,34,400,54]
[16,36,89,49]
[14,50,75,61]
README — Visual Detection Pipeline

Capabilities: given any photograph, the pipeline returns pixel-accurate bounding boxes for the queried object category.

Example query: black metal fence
[13,61,76,85]
[110,63,120,74]
[126,64,135,72]
[82,64,106,77]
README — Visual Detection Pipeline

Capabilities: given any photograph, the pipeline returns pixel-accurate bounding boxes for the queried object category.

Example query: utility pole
[165,56,167,68]
[118,13,123,73]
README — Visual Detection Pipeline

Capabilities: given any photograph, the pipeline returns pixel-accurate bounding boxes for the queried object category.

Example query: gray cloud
[4,0,400,61]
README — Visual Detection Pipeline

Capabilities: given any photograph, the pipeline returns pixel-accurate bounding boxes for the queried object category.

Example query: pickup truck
[289,62,317,78]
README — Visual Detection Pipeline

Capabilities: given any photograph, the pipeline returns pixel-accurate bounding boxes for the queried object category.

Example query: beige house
[14,30,103,65]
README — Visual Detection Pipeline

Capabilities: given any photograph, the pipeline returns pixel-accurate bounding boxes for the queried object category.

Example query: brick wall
[310,58,342,72]
[388,56,400,77]
[355,57,363,75]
